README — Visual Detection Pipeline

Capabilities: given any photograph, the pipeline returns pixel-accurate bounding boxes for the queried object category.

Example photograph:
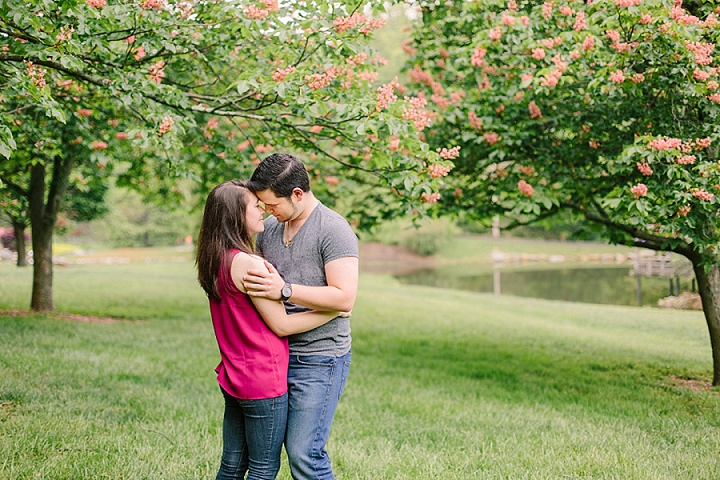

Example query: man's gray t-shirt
[256,202,358,356]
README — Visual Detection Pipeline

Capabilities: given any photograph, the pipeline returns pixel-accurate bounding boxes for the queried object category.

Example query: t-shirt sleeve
[321,215,359,265]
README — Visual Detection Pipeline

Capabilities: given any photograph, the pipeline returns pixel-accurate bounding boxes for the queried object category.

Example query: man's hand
[243,260,285,300]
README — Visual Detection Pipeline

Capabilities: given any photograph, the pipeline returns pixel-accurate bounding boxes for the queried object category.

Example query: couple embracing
[196,153,358,480]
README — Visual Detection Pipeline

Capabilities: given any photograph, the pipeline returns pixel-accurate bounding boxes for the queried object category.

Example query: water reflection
[396,266,691,307]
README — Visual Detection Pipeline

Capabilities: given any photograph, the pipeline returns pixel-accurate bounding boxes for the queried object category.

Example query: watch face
[282,284,292,299]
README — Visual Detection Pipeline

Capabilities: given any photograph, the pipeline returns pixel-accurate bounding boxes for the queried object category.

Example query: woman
[196,180,341,480]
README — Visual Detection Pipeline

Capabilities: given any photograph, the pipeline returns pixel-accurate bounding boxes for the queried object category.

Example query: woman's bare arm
[230,252,342,337]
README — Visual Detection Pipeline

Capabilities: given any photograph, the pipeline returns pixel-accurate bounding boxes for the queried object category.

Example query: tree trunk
[12,219,28,267]
[691,258,720,385]
[28,157,74,312]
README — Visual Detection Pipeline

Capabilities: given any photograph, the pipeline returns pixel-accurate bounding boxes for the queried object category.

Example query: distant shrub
[0,227,30,251]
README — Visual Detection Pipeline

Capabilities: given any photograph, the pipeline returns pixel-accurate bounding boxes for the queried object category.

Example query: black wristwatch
[281,282,293,301]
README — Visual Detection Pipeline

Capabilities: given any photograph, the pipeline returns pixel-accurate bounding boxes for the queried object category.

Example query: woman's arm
[230,252,341,337]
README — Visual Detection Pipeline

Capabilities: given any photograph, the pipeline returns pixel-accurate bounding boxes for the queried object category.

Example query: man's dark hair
[247,153,311,198]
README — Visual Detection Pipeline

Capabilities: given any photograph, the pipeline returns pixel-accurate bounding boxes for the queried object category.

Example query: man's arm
[243,256,358,313]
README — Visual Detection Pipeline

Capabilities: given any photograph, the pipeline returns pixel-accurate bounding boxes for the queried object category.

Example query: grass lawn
[1,256,719,479]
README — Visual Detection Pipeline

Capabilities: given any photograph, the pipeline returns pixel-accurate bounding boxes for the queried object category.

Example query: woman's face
[245,191,266,237]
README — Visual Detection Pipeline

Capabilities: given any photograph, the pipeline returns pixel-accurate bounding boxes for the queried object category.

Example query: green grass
[1,258,719,479]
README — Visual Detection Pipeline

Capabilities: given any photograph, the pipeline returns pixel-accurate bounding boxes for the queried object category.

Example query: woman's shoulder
[231,251,266,273]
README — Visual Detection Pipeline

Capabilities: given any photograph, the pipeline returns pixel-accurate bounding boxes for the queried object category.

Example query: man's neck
[288,192,318,225]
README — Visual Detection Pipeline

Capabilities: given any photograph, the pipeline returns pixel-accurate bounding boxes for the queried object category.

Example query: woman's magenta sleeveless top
[209,249,289,400]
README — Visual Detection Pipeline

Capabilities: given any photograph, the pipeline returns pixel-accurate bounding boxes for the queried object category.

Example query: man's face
[254,189,298,223]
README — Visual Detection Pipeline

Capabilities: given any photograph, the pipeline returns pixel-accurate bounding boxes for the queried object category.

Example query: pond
[395,265,694,307]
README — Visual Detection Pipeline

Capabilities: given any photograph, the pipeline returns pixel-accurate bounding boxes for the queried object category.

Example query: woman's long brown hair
[196,180,257,302]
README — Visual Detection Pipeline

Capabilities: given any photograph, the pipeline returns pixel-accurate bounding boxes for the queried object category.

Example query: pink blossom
[631,73,645,83]
[148,60,165,84]
[125,35,135,45]
[573,11,586,31]
[402,93,435,131]
[376,78,400,111]
[325,176,339,186]
[501,15,515,26]
[116,132,128,140]
[615,0,641,6]
[695,137,712,149]
[141,0,166,10]
[26,62,47,88]
[520,16,530,26]
[56,25,74,42]
[134,46,146,61]
[401,39,417,55]
[540,38,555,49]
[630,184,648,199]
[686,42,715,66]
[559,6,574,15]
[518,180,535,197]
[408,66,433,86]
[346,53,368,66]
[358,71,379,82]
[86,0,106,8]
[471,46,487,66]
[692,188,714,201]
[309,125,323,134]
[158,115,174,136]
[708,93,720,102]
[639,14,653,24]
[528,101,542,119]
[437,146,461,159]
[272,66,296,82]
[521,73,533,84]
[677,155,696,165]
[236,140,250,151]
[708,81,719,90]
[677,205,691,217]
[589,140,600,149]
[606,30,621,42]
[428,164,452,178]
[542,1,553,20]
[488,27,502,42]
[77,108,93,117]
[243,5,270,19]
[637,162,653,175]
[582,35,595,51]
[609,70,625,83]
[647,137,682,150]
[90,141,108,150]
[420,192,441,203]
[540,69,563,88]
[468,111,483,130]
[484,131,501,145]
[518,165,534,176]
[532,48,546,60]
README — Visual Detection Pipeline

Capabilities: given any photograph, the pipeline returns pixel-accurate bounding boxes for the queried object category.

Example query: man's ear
[291,187,304,201]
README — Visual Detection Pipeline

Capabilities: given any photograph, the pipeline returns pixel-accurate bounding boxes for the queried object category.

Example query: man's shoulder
[314,203,352,227]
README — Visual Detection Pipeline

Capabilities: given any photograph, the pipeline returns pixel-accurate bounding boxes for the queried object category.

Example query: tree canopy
[406,0,720,382]
[0,0,456,310]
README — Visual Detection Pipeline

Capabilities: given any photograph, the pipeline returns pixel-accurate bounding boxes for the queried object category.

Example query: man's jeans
[285,351,351,480]
[216,387,288,480]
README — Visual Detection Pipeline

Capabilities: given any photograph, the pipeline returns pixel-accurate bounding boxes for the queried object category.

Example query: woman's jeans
[285,351,352,480]
[216,387,288,480]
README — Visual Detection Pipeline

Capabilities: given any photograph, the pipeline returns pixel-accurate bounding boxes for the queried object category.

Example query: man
[243,153,359,480]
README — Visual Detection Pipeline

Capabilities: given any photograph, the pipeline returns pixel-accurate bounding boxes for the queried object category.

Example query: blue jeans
[216,387,288,480]
[285,351,351,480]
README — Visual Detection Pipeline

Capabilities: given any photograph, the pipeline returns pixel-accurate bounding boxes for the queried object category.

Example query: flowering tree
[405,0,720,383]
[0,0,453,311]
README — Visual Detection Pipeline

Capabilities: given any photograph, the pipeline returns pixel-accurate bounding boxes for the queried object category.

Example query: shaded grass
[1,261,720,478]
